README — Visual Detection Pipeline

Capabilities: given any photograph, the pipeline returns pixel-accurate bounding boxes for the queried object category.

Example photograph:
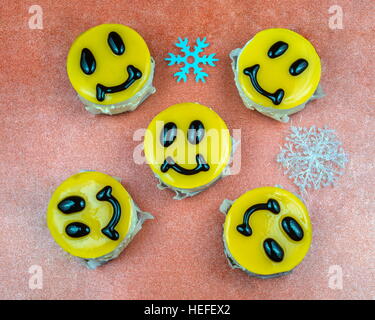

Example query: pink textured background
[0,0,374,300]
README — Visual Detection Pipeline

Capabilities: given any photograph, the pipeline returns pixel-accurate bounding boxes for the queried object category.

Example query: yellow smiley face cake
[144,103,234,199]
[67,24,156,115]
[47,171,153,269]
[220,187,312,278]
[230,28,323,122]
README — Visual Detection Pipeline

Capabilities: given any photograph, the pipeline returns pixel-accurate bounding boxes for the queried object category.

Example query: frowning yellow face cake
[67,24,154,114]
[223,187,312,277]
[47,172,133,259]
[144,103,232,193]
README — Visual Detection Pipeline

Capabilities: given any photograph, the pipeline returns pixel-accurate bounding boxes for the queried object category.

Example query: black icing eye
[263,238,284,262]
[289,59,308,76]
[58,196,85,214]
[108,31,125,55]
[281,217,304,241]
[268,41,288,58]
[187,120,205,145]
[65,222,90,238]
[80,48,96,75]
[160,122,177,147]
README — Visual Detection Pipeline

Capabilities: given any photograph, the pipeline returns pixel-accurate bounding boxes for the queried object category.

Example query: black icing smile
[160,154,210,175]
[96,65,142,102]
[96,186,122,241]
[243,64,285,106]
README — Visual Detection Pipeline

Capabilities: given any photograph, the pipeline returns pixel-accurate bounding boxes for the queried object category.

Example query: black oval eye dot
[58,196,85,214]
[188,120,205,145]
[108,31,125,55]
[160,122,177,147]
[263,238,284,262]
[289,59,308,76]
[65,222,90,238]
[80,48,96,75]
[268,41,289,58]
[281,217,304,241]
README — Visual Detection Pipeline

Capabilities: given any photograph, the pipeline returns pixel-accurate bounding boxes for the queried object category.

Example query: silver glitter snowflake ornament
[277,126,348,192]
[165,37,218,82]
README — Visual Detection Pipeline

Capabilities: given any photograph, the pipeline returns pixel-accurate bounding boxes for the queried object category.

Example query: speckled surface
[0,0,374,300]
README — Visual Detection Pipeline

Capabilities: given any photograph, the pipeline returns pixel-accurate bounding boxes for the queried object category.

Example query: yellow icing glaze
[237,28,321,109]
[144,103,232,190]
[47,172,133,259]
[224,187,312,276]
[67,24,151,105]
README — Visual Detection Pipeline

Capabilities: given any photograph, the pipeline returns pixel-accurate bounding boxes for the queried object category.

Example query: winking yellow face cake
[230,28,323,122]
[47,171,153,269]
[67,24,155,115]
[220,187,312,278]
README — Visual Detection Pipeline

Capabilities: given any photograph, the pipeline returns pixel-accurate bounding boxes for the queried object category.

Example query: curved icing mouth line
[96,65,142,102]
[96,186,121,241]
[243,64,284,106]
[160,154,210,175]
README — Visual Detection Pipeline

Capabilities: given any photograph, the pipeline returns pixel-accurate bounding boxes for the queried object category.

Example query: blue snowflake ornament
[165,37,218,83]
